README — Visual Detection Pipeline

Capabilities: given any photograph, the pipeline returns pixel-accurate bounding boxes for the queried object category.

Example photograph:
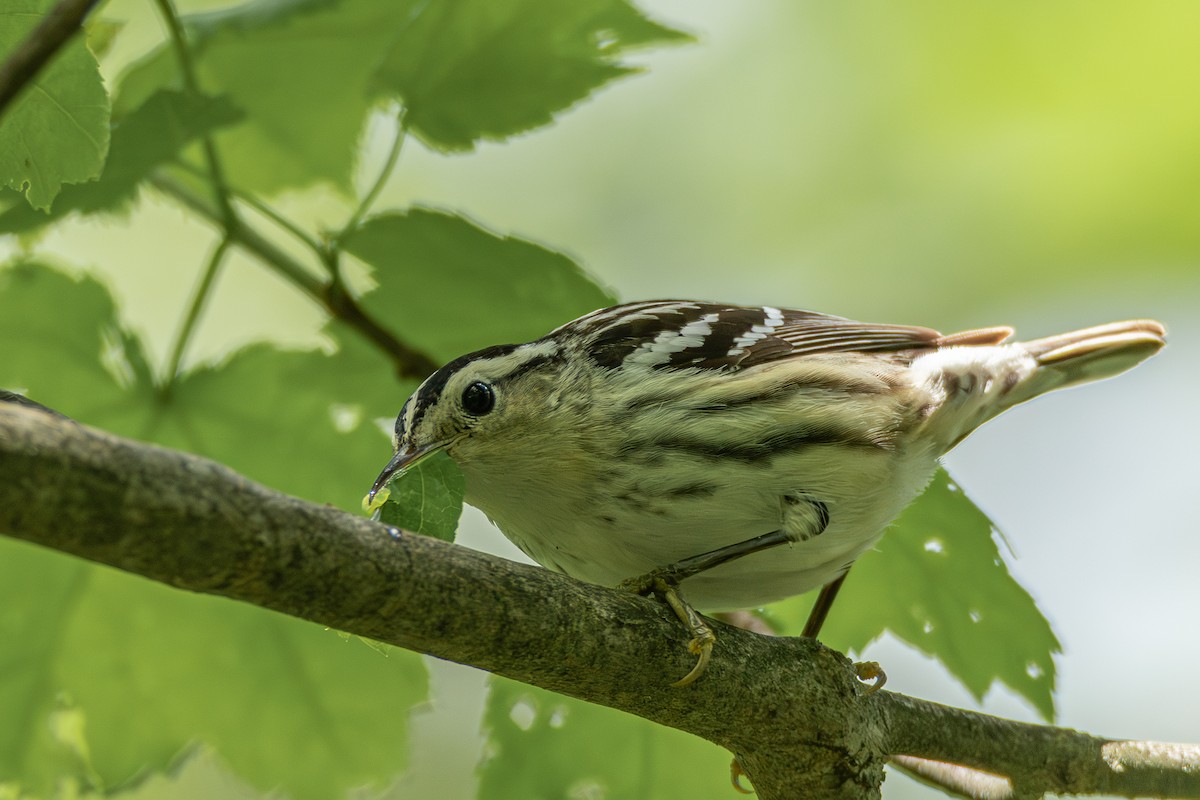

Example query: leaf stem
[174,158,326,256]
[334,110,408,251]
[161,236,231,395]
[318,111,408,281]
[151,0,236,226]
[150,173,439,379]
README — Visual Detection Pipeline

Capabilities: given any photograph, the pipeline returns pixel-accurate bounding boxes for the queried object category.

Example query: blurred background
[9,0,1199,797]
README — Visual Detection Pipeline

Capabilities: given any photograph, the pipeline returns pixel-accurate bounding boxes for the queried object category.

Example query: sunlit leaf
[0,89,242,234]
[113,0,415,196]
[343,208,615,362]
[0,0,110,210]
[374,0,692,150]
[113,0,687,192]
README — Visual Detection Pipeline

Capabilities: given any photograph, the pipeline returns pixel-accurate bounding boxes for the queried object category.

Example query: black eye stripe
[407,343,519,431]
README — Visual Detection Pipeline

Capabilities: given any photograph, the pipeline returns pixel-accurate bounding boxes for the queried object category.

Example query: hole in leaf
[1025,662,1044,680]
[329,403,362,433]
[593,29,618,49]
[509,698,537,731]
[568,778,607,800]
[922,621,934,634]
[969,609,982,623]
[923,538,944,554]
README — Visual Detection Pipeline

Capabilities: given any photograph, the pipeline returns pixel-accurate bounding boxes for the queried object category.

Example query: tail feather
[915,318,1165,451]
[1012,319,1166,404]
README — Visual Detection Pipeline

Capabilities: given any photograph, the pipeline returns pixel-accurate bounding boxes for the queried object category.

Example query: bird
[368,300,1165,684]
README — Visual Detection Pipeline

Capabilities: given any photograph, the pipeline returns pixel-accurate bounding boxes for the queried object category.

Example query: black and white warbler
[369,300,1164,684]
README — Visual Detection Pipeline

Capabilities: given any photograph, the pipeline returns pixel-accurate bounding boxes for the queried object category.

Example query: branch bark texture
[0,405,1196,800]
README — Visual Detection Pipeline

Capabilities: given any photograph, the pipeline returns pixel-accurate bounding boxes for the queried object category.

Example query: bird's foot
[854,660,887,694]
[729,756,754,794]
[619,573,714,687]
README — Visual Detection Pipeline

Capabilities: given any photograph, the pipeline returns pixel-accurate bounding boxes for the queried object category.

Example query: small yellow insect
[362,485,390,515]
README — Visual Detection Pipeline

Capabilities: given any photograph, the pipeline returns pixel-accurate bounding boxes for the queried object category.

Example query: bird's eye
[461,381,495,416]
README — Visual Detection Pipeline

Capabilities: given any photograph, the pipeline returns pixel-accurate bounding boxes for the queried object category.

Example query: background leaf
[0,537,428,800]
[0,263,429,799]
[479,677,729,800]
[764,469,1061,721]
[112,0,688,195]
[0,89,242,234]
[0,0,111,210]
[374,0,692,151]
[114,0,412,196]
[344,208,615,361]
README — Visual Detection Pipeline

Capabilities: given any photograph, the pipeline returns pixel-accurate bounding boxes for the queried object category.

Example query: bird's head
[368,340,570,504]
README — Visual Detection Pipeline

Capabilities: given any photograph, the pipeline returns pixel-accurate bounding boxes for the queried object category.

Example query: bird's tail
[916,319,1165,451]
[1008,319,1166,407]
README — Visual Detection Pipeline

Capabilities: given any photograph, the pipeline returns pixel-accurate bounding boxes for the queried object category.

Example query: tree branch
[1,404,1197,800]
[0,0,102,121]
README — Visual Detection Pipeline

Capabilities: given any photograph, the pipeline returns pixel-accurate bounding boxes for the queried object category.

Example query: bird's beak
[368,441,451,505]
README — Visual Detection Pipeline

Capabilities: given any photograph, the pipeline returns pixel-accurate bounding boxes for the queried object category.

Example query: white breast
[463,437,943,611]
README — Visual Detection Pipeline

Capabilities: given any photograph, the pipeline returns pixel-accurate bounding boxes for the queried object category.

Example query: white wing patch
[626,312,719,367]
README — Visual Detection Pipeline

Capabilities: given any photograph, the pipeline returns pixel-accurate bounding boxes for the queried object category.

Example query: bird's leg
[801,570,849,639]
[619,529,794,686]
[652,578,715,687]
[800,568,887,693]
[619,529,795,593]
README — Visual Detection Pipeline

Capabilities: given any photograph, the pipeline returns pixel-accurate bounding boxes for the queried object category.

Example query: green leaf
[0,262,155,426]
[343,208,615,362]
[374,0,692,151]
[479,677,730,800]
[0,89,242,234]
[112,0,688,193]
[377,451,465,542]
[0,263,430,798]
[764,469,1061,721]
[0,0,111,210]
[148,334,410,514]
[0,537,428,800]
[113,0,415,196]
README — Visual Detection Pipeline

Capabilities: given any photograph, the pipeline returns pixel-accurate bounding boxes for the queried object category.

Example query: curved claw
[854,660,887,694]
[671,630,715,687]
[729,756,754,794]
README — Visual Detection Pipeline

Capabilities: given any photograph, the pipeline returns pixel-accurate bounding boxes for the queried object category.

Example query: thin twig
[879,692,1200,798]
[151,0,236,225]
[334,110,407,249]
[174,158,325,255]
[150,172,440,379]
[0,0,102,121]
[162,236,232,393]
[320,110,409,280]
